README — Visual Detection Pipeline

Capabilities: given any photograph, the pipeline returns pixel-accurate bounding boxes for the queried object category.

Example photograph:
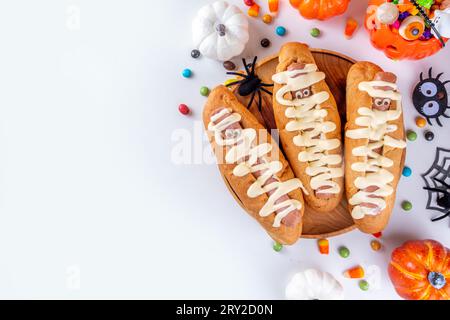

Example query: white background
[0,0,449,299]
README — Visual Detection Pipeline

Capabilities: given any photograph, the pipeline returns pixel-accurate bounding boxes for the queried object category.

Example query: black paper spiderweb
[421,148,450,223]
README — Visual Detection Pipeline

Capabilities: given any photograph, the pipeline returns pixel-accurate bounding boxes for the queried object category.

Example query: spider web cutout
[421,148,450,214]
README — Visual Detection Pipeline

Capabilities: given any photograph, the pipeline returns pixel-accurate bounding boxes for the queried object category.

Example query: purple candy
[420,29,433,40]
[398,11,411,20]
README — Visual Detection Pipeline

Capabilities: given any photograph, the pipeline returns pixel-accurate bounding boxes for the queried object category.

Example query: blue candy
[182,68,192,78]
[402,166,412,177]
[276,26,286,36]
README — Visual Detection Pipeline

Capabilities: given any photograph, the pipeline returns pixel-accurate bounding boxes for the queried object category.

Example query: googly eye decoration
[413,68,450,127]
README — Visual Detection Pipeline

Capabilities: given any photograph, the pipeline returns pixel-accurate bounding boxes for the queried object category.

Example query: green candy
[407,130,417,141]
[359,280,369,291]
[402,200,412,211]
[273,242,283,252]
[338,246,350,258]
[200,86,210,97]
[310,28,321,38]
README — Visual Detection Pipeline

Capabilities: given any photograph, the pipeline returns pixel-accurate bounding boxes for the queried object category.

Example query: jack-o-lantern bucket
[289,0,351,21]
[366,0,448,60]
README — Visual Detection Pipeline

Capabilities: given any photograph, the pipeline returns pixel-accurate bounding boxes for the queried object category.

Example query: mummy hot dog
[345,62,406,234]
[272,43,344,212]
[203,86,306,245]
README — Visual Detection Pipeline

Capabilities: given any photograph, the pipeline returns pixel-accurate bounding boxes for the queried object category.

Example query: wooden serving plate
[226,48,357,239]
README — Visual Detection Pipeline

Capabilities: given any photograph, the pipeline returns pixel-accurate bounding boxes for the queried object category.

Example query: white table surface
[0,0,449,300]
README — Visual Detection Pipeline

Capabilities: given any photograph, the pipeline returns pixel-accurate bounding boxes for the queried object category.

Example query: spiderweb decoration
[421,148,450,223]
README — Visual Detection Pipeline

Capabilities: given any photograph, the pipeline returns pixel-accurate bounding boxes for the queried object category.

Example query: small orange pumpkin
[389,240,450,300]
[366,0,447,60]
[289,0,351,21]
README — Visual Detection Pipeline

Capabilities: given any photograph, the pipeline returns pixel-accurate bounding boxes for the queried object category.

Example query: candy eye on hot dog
[345,62,406,234]
[203,86,306,245]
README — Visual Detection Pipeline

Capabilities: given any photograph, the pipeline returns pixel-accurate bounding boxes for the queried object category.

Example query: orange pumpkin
[289,0,351,21]
[389,240,450,300]
[366,0,447,60]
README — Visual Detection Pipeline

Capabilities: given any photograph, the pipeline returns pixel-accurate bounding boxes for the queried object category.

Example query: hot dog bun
[345,62,406,234]
[272,42,344,212]
[203,85,306,245]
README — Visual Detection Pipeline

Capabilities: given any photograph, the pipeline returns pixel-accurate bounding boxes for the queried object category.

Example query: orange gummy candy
[344,266,365,279]
[345,17,358,39]
[269,0,279,13]
[248,4,260,17]
[318,239,329,255]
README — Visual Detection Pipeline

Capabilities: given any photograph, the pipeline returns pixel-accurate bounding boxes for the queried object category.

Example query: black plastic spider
[423,178,450,222]
[226,57,273,112]
[413,68,449,126]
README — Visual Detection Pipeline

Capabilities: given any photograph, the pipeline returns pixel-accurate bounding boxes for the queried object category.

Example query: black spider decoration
[413,68,450,126]
[226,56,273,112]
[422,148,450,224]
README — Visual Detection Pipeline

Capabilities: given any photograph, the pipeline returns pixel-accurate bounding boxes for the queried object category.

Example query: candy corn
[372,232,382,238]
[345,17,359,39]
[318,239,329,255]
[248,4,260,17]
[268,0,279,14]
[344,266,365,279]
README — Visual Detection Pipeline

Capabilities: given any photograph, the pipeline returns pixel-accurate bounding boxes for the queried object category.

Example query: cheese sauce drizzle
[272,64,343,194]
[208,108,305,227]
[346,80,406,219]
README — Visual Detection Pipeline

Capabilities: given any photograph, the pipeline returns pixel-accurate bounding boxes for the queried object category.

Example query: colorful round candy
[261,38,271,48]
[402,166,412,177]
[223,61,236,71]
[415,116,427,128]
[370,240,382,252]
[425,131,435,141]
[276,26,286,36]
[310,28,321,38]
[200,86,210,97]
[407,130,417,141]
[359,280,370,291]
[191,49,200,59]
[182,68,192,78]
[178,104,190,115]
[402,200,413,211]
[263,14,273,24]
[273,242,283,252]
[338,246,350,258]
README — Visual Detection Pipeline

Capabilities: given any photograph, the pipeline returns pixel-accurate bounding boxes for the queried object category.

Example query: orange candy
[318,239,329,255]
[345,17,359,39]
[268,0,279,14]
[248,4,260,17]
[344,266,365,279]
[371,240,382,251]
[416,116,427,128]
[262,14,273,24]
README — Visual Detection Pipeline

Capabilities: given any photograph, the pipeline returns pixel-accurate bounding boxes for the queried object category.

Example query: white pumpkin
[192,1,249,61]
[285,269,344,300]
